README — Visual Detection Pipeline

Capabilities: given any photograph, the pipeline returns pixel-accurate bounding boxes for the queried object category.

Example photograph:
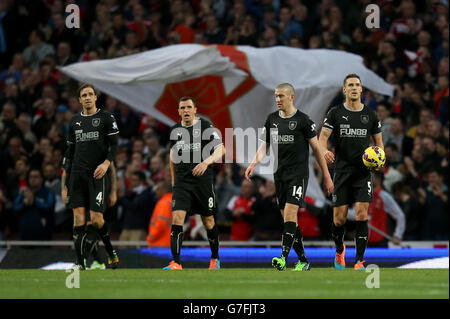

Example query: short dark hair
[426,166,441,176]
[157,180,171,193]
[132,171,147,183]
[27,168,42,181]
[377,103,392,112]
[33,29,45,41]
[343,73,361,86]
[77,83,97,97]
[385,143,398,151]
[179,96,196,106]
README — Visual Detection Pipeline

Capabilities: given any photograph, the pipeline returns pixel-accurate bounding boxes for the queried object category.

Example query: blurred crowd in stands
[0,0,448,244]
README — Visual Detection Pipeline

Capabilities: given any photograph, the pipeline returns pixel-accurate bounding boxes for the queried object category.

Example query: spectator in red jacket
[367,172,405,247]
[226,179,256,241]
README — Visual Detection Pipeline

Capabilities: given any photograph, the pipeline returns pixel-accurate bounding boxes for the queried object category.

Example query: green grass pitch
[0,268,448,299]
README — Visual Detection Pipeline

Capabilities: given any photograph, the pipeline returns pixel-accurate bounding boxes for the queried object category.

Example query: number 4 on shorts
[96,192,103,204]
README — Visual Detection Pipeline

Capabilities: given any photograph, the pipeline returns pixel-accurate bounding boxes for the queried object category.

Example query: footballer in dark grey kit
[163,96,226,270]
[246,83,334,271]
[62,84,119,270]
[319,74,384,270]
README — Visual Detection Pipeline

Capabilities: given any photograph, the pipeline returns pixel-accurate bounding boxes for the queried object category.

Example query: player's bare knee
[73,208,85,226]
[201,216,215,230]
[90,212,104,228]
[283,204,298,223]
[333,213,347,226]
[172,210,186,226]
[283,211,297,223]
[355,210,368,221]
[333,206,348,226]
[355,203,369,220]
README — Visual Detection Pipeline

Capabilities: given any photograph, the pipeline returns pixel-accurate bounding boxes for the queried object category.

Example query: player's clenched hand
[192,162,208,176]
[245,164,255,181]
[94,162,109,179]
[324,176,334,196]
[373,163,385,171]
[324,150,335,164]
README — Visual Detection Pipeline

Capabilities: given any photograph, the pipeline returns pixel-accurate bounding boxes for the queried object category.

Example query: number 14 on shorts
[292,186,303,199]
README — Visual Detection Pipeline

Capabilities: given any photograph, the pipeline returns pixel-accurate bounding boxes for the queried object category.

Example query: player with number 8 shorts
[163,96,226,270]
[245,83,334,271]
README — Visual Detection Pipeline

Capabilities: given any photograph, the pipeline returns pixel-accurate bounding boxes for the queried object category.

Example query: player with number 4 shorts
[62,83,119,270]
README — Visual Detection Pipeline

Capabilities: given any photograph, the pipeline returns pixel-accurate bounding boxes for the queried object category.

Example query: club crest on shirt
[193,129,201,138]
[289,121,297,130]
[360,115,369,124]
[92,118,100,127]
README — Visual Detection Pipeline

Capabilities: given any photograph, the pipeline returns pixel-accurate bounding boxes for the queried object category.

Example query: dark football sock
[281,221,297,260]
[95,223,114,258]
[331,222,345,254]
[170,225,184,264]
[292,225,308,262]
[206,225,219,259]
[84,225,100,261]
[73,225,86,266]
[91,245,101,262]
[355,220,369,262]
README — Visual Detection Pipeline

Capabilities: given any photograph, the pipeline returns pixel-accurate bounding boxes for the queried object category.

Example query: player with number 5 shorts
[319,74,384,270]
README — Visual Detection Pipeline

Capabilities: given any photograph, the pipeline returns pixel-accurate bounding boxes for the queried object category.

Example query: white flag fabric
[61,44,394,204]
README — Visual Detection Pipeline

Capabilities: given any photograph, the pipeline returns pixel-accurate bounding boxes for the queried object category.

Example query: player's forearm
[62,143,74,175]
[312,142,332,180]
[169,150,175,186]
[318,130,330,153]
[102,159,111,167]
[106,134,119,163]
[61,170,68,192]
[250,142,268,167]
[110,162,117,192]
[204,144,226,166]
[373,134,384,150]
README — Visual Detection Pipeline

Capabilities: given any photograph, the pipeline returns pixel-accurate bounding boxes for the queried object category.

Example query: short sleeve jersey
[322,104,382,172]
[67,109,119,173]
[169,117,223,184]
[261,109,317,179]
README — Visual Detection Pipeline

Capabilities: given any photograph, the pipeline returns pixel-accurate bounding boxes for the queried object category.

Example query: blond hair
[276,83,295,95]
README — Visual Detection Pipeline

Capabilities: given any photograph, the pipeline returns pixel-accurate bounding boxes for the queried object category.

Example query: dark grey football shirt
[169,117,223,184]
[67,109,119,173]
[322,103,382,172]
[261,109,317,179]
